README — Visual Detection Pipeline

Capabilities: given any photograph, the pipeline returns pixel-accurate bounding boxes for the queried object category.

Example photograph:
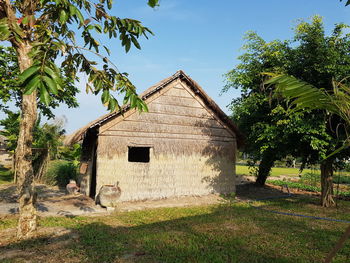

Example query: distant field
[236,165,322,177]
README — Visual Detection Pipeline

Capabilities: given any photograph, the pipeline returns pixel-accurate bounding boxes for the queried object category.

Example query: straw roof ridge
[66,70,243,147]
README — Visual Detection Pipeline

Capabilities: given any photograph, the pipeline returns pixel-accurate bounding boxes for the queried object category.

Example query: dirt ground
[0,176,304,217]
[0,183,106,217]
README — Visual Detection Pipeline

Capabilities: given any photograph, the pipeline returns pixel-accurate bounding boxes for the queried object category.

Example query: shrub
[41,160,77,187]
[299,172,319,187]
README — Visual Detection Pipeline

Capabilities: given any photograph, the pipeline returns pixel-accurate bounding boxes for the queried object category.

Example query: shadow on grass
[235,183,294,201]
[1,202,350,263]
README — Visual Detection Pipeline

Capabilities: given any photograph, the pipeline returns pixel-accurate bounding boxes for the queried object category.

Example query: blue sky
[3,0,350,133]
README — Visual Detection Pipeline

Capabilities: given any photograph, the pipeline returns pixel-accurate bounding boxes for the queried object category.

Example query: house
[68,70,243,201]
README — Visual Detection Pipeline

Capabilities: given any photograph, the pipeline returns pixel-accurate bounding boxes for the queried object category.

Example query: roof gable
[66,70,243,147]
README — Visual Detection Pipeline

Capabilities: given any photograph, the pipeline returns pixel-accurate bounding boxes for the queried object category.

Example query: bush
[299,172,319,187]
[41,160,77,187]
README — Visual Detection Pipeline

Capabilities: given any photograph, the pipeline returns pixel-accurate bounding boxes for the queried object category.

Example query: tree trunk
[256,151,276,186]
[12,152,17,183]
[15,43,38,239]
[320,159,335,207]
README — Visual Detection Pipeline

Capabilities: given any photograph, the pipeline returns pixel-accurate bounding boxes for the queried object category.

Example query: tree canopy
[224,16,350,206]
[0,0,159,238]
[0,46,79,118]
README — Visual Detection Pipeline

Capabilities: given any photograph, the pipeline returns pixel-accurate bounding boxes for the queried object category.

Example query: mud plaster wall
[95,80,237,201]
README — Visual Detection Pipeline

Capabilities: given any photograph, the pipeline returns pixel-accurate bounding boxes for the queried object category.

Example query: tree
[0,110,20,153]
[224,16,350,206]
[1,111,71,180]
[0,46,79,118]
[266,75,350,263]
[0,0,159,238]
[341,0,350,6]
[266,74,350,206]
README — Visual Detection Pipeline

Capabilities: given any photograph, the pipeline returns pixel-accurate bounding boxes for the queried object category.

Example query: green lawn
[1,197,350,262]
[0,166,13,184]
[237,164,331,177]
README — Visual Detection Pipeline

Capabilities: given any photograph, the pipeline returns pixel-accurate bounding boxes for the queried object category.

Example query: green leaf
[108,97,116,111]
[94,24,102,33]
[59,9,68,24]
[101,90,110,104]
[19,66,40,83]
[69,5,76,15]
[141,101,149,112]
[103,45,111,56]
[341,0,350,6]
[130,94,137,108]
[125,39,131,53]
[12,23,25,37]
[107,0,113,9]
[148,0,159,8]
[44,66,62,85]
[43,76,58,95]
[23,75,40,95]
[0,19,11,40]
[131,36,141,49]
[75,9,84,26]
[39,84,51,105]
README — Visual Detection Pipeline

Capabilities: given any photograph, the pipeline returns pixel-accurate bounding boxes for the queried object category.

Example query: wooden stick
[324,225,350,263]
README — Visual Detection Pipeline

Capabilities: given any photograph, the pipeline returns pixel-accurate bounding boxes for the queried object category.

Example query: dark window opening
[128,147,150,163]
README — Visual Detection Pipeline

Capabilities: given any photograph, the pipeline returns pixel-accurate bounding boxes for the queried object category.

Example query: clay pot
[97,184,121,208]
[66,180,79,195]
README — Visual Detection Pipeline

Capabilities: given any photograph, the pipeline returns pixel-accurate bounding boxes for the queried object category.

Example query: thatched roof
[66,70,243,147]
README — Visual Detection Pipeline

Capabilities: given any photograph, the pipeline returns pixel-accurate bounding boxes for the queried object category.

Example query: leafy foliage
[0,0,159,237]
[59,143,81,166]
[0,110,66,156]
[0,46,79,118]
[341,0,350,6]
[266,74,350,157]
[224,16,350,183]
[42,159,77,186]
[0,46,19,112]
[0,110,20,153]
[0,110,80,181]
[0,0,158,112]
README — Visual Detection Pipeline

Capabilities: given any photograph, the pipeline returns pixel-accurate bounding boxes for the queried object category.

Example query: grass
[236,164,350,179]
[236,164,310,177]
[0,166,13,184]
[266,179,350,197]
[236,165,350,197]
[1,198,350,262]
[1,165,350,262]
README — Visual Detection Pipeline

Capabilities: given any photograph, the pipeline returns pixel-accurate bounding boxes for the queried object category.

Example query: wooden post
[324,225,350,263]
